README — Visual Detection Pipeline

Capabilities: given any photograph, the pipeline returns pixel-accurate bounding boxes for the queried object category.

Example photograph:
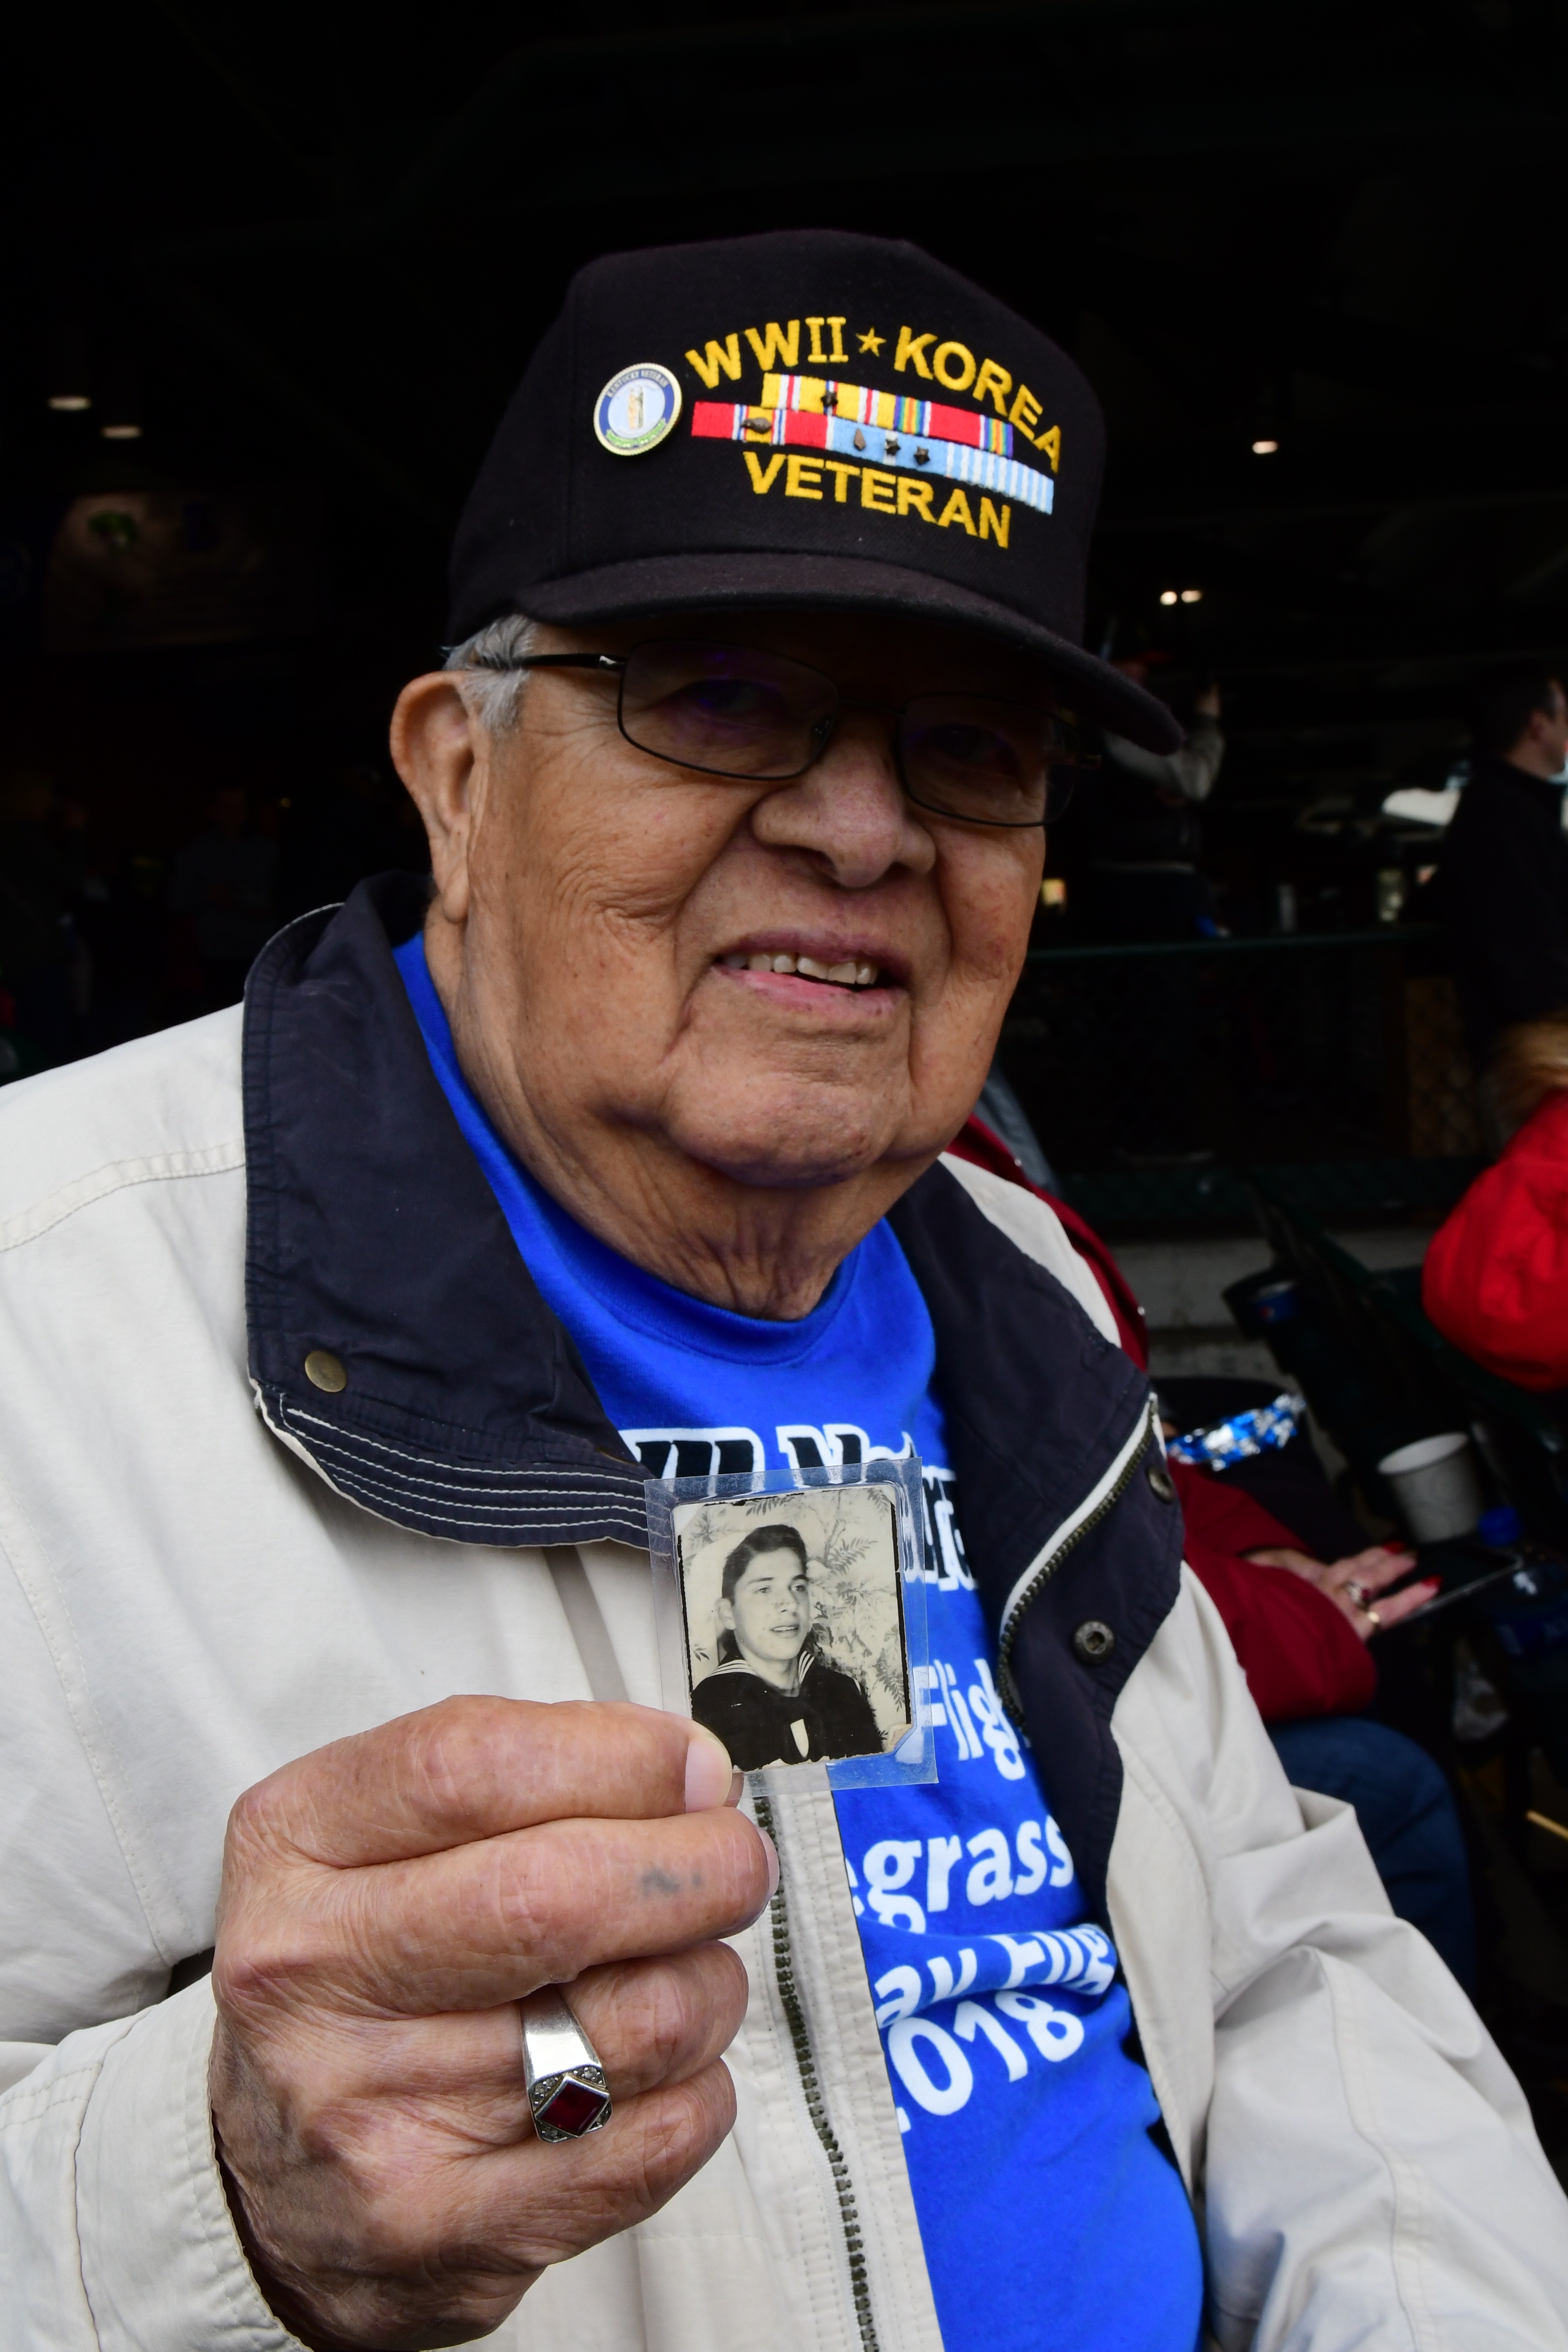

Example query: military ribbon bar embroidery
[758,374,1016,453]
[691,371,1056,516]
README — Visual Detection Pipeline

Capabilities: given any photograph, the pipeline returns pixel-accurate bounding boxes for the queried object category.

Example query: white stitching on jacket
[260,1396,648,1538]
[0,1143,245,1255]
[283,1404,640,1487]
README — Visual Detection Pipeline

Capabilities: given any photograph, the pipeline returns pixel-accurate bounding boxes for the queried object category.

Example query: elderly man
[1,231,1563,2352]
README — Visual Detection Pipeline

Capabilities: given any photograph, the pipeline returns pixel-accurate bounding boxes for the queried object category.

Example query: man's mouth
[718,950,883,991]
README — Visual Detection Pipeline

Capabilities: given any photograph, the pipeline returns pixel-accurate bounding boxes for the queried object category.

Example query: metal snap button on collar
[1146,1459,1176,1503]
[1073,1619,1116,1665]
[304,1350,348,1393]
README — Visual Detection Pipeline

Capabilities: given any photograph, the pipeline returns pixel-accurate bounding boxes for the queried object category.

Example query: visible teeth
[732,950,883,987]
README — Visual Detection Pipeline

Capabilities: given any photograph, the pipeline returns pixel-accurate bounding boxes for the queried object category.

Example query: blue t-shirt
[395,934,1203,2352]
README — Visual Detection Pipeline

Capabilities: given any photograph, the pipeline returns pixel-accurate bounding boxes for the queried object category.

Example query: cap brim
[517,551,1182,754]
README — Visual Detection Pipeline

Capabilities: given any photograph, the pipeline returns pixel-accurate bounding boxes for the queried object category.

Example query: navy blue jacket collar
[243,875,1180,1914]
[245,874,650,1547]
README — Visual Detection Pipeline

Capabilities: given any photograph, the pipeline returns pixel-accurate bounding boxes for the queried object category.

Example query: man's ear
[389,674,483,925]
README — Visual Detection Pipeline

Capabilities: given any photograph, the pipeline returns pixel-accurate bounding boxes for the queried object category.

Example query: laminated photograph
[645,1459,933,1793]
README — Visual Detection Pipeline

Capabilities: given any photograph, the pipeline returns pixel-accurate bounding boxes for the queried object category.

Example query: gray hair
[443,610,542,733]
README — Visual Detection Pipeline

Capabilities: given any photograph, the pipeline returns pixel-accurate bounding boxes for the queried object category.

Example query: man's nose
[748,708,936,889]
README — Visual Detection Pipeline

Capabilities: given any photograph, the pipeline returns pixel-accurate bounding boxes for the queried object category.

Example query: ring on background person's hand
[1361,1603,1382,1633]
[1345,1580,1369,1609]
[519,1986,612,2143]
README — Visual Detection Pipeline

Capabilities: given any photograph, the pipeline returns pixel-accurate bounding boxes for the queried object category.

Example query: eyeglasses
[465,638,1081,828]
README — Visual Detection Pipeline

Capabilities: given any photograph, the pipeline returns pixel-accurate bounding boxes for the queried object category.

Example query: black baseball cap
[449,229,1179,752]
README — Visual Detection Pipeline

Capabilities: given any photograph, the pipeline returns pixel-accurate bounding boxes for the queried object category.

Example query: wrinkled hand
[1243,1541,1438,1639]
[208,1697,775,2349]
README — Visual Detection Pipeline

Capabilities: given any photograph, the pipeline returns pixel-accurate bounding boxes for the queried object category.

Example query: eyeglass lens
[617,641,1074,827]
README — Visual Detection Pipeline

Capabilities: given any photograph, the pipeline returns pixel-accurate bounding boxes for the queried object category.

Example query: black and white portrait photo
[673,1485,911,1772]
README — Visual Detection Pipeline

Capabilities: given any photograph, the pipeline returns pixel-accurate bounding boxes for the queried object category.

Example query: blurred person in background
[0,764,87,1065]
[166,781,279,1011]
[77,847,178,1054]
[276,758,430,923]
[1424,1011,1568,1388]
[1076,654,1225,944]
[1065,657,1225,1158]
[953,1110,1472,1987]
[1437,664,1568,1079]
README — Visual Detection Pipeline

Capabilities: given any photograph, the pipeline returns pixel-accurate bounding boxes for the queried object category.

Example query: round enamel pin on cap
[593,362,681,456]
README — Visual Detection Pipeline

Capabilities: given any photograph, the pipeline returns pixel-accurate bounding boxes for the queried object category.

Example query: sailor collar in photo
[242,871,1182,1922]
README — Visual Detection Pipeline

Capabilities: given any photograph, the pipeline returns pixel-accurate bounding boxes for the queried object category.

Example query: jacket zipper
[994,1394,1159,1723]
[751,1788,880,2352]
[747,1396,1155,2344]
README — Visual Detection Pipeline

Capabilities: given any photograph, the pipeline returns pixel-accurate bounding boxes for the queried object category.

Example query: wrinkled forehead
[540,605,1062,707]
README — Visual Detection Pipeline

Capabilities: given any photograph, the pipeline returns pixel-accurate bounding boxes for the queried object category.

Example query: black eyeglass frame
[457,642,1086,829]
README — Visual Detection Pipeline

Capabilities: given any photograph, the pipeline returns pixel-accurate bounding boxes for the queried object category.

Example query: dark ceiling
[7,0,1568,818]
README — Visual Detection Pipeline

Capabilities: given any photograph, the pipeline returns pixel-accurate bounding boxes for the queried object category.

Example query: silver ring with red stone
[520,1986,613,2144]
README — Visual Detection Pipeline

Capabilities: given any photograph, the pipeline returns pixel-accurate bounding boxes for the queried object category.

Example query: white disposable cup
[1376,1432,1484,1543]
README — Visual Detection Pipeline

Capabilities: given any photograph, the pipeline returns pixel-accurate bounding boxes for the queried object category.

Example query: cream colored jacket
[1,1010,1565,2350]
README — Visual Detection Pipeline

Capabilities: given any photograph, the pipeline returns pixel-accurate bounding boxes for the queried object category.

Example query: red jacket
[950,1114,1375,1719]
[1171,1462,1376,1720]
[1423,1089,1568,1390]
